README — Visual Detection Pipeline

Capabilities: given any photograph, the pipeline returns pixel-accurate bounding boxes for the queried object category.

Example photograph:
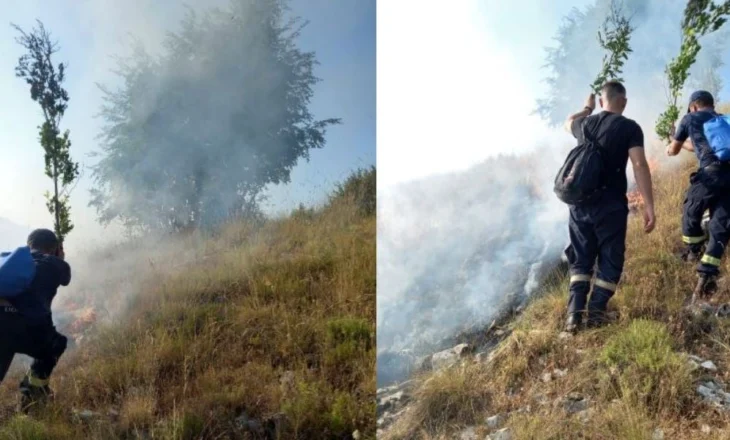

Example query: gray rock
[486,414,505,429]
[541,372,553,383]
[559,394,588,414]
[553,368,568,378]
[459,426,478,440]
[688,354,705,363]
[558,331,573,340]
[235,413,264,434]
[476,351,496,364]
[701,360,718,371]
[74,410,98,421]
[652,428,664,440]
[488,428,512,440]
[697,385,715,399]
[719,391,730,403]
[576,409,593,423]
[431,344,473,371]
[701,424,711,434]
[352,430,361,440]
[704,381,719,391]
[716,303,730,318]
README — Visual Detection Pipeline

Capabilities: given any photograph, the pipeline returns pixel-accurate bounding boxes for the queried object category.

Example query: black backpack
[554,115,614,206]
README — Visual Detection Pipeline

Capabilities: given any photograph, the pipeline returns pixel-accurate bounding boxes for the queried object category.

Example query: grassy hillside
[381,105,730,440]
[0,168,376,440]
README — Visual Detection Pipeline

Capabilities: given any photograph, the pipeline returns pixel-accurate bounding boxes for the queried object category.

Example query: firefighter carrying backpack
[704,113,730,162]
[0,246,36,298]
[554,115,614,206]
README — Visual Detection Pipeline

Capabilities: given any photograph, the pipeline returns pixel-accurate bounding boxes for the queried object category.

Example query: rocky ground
[377,297,730,440]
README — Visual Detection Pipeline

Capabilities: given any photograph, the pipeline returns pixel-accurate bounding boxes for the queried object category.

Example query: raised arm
[667,115,692,156]
[564,93,596,137]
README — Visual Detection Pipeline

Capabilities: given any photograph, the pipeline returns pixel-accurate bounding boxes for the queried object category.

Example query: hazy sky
[377,0,730,188]
[0,0,375,249]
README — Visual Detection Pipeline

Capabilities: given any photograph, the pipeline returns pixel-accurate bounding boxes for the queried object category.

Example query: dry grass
[0,168,376,440]
[382,121,730,439]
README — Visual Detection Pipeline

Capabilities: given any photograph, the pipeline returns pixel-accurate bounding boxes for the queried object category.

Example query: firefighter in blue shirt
[0,228,71,411]
[667,90,730,303]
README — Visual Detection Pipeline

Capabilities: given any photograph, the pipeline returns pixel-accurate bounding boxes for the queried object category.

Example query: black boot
[18,376,53,414]
[679,245,704,263]
[564,312,582,333]
[691,273,719,304]
[587,288,613,328]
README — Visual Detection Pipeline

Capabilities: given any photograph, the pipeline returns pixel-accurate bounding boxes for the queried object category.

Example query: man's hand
[643,205,656,233]
[585,93,596,111]
[564,92,596,134]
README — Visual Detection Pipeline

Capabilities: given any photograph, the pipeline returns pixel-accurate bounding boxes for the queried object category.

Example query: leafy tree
[590,1,634,93]
[90,0,340,233]
[13,20,79,244]
[535,0,729,128]
[655,0,730,142]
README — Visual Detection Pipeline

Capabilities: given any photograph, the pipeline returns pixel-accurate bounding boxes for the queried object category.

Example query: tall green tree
[655,0,730,142]
[590,1,634,94]
[536,0,729,128]
[13,20,79,244]
[91,0,340,233]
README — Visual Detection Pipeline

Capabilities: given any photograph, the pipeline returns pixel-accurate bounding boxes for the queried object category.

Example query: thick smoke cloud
[376,0,730,386]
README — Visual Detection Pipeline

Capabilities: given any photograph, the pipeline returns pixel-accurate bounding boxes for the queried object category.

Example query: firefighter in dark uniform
[0,229,71,412]
[562,81,656,332]
[667,90,730,302]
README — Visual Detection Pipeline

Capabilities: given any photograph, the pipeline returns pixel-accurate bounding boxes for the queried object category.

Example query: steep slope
[379,107,730,440]
[0,168,376,440]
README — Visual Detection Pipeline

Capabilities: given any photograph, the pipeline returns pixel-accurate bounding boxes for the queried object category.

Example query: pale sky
[0,0,375,251]
[377,0,597,188]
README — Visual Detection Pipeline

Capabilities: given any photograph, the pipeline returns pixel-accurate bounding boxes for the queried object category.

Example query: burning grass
[0,168,376,440]
[380,129,730,439]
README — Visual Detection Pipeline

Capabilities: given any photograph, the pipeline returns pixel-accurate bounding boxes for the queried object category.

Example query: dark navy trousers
[682,168,730,276]
[565,198,629,315]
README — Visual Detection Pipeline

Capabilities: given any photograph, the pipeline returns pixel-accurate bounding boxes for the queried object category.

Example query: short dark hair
[692,96,714,108]
[601,81,626,101]
[27,228,59,253]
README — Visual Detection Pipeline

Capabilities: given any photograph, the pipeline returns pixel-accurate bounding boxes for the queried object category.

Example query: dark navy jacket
[674,109,722,169]
[10,251,71,326]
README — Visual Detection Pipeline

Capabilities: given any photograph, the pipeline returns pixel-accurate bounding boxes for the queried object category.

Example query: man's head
[687,90,714,114]
[27,228,59,255]
[599,81,627,114]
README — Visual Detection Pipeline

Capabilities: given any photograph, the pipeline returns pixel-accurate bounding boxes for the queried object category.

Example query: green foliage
[600,319,692,414]
[590,1,634,93]
[13,20,79,243]
[0,415,49,440]
[329,166,376,216]
[90,0,340,233]
[655,0,730,142]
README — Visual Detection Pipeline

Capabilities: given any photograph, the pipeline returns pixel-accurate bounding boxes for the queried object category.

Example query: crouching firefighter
[667,90,730,303]
[554,81,655,333]
[0,229,71,411]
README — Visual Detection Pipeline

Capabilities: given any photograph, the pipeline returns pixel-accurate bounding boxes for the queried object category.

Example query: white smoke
[376,0,730,385]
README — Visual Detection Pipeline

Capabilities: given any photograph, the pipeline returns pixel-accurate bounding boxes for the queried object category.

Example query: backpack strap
[582,112,619,147]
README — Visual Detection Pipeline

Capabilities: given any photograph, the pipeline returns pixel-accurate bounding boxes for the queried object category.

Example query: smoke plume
[376,0,730,386]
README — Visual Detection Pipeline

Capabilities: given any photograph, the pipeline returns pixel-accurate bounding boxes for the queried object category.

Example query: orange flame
[628,157,660,213]
[65,306,98,337]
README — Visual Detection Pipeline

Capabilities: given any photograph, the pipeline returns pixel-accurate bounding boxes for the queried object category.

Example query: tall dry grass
[0,168,376,440]
[383,108,730,439]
